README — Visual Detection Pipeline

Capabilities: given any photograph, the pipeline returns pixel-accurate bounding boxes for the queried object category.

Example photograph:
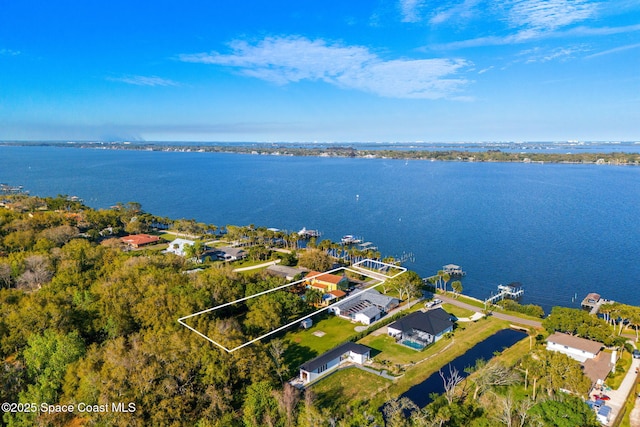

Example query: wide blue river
[2,145,639,311]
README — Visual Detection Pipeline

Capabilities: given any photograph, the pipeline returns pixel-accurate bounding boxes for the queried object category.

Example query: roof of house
[300,342,371,372]
[305,271,346,285]
[266,264,308,277]
[547,332,603,354]
[121,234,160,246]
[329,290,347,298]
[334,289,399,313]
[310,282,329,291]
[585,292,601,301]
[355,306,381,320]
[583,352,614,384]
[388,308,454,336]
[217,246,246,257]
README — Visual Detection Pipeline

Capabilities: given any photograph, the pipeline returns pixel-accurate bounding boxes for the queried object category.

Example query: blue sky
[1,0,639,142]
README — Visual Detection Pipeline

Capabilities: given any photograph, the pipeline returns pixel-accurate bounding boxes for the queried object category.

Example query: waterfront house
[329,289,399,324]
[216,246,247,261]
[305,271,349,292]
[121,234,160,248]
[299,342,371,385]
[546,332,603,363]
[546,332,613,386]
[387,308,454,349]
[164,238,196,257]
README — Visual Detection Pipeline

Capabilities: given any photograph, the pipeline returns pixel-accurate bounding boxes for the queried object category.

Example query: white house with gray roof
[329,289,399,324]
[299,342,371,385]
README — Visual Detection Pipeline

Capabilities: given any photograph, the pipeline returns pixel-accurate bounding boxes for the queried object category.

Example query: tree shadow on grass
[283,342,317,376]
[314,382,347,411]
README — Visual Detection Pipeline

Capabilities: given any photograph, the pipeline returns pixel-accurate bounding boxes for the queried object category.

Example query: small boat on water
[443,264,465,276]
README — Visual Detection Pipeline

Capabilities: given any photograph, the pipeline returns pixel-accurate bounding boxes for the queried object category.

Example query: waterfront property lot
[311,367,390,413]
[306,317,522,412]
[178,259,406,352]
[285,314,356,355]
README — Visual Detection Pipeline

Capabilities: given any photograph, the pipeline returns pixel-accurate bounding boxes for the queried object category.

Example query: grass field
[282,314,358,371]
[608,351,632,390]
[442,303,475,319]
[359,334,422,365]
[310,367,390,412]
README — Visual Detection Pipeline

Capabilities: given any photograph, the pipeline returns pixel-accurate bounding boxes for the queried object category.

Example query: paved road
[437,294,543,328]
[600,357,640,426]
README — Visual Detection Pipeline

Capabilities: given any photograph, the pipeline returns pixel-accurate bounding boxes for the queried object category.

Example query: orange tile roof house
[121,234,161,248]
[304,271,349,292]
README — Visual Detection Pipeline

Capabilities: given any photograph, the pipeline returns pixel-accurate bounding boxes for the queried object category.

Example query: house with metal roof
[299,342,371,385]
[387,308,454,349]
[329,289,399,325]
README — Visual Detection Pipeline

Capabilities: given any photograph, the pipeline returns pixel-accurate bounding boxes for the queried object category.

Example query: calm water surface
[2,145,639,311]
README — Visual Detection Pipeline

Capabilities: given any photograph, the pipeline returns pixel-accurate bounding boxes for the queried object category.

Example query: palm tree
[451,280,462,298]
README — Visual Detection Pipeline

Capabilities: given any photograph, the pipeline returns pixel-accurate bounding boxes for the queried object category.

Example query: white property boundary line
[177,259,407,353]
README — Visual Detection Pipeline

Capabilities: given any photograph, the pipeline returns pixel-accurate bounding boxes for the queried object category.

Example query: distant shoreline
[2,141,640,166]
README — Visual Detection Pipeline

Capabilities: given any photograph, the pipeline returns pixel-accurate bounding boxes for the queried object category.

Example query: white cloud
[519,45,588,63]
[180,36,472,99]
[107,75,179,87]
[429,0,483,25]
[585,42,640,58]
[0,48,21,56]
[429,0,610,49]
[399,0,427,23]
[505,0,597,32]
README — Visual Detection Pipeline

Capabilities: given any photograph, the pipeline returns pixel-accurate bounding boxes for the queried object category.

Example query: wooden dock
[484,283,524,306]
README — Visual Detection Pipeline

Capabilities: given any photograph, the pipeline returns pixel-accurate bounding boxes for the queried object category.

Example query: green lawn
[607,350,632,390]
[283,314,358,370]
[359,334,420,365]
[310,367,390,412]
[442,303,475,319]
